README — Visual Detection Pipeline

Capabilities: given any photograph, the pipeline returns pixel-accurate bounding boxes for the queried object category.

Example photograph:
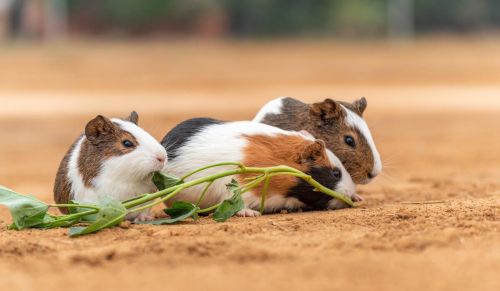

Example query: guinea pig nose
[157,156,165,163]
[332,169,342,179]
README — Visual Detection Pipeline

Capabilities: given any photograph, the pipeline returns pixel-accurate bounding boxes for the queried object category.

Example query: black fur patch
[286,167,340,210]
[161,118,223,160]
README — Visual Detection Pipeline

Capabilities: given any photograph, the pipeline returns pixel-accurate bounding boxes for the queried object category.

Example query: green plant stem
[123,167,254,210]
[50,209,97,224]
[259,176,271,214]
[48,204,101,211]
[127,186,185,213]
[239,174,266,193]
[196,181,213,207]
[121,193,148,204]
[180,162,245,181]
[197,202,221,214]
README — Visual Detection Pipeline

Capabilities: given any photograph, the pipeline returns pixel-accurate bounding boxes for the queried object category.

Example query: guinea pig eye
[344,135,356,148]
[122,140,134,148]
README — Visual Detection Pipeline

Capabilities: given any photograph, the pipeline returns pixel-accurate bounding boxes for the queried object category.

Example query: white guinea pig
[53,111,167,222]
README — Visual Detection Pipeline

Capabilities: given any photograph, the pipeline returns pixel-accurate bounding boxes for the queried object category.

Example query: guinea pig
[253,97,382,185]
[53,111,168,222]
[160,118,358,216]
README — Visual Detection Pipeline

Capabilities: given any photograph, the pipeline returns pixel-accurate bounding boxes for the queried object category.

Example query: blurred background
[2,0,500,40]
[0,0,499,197]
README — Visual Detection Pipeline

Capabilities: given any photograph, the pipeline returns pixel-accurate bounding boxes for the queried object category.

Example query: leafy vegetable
[0,186,50,230]
[153,172,182,191]
[1,162,355,237]
[213,179,244,222]
[69,198,127,237]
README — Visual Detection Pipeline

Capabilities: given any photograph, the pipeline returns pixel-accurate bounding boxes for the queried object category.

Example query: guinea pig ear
[352,97,367,116]
[85,115,115,143]
[298,139,326,163]
[125,111,139,125]
[309,98,344,124]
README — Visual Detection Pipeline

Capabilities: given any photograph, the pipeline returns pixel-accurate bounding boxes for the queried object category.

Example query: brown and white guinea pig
[53,111,168,221]
[253,97,382,185]
[160,118,359,216]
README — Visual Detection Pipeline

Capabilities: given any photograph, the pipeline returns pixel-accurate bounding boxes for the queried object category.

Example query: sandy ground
[0,39,499,291]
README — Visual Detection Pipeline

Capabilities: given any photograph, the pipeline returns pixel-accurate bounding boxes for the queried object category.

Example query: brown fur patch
[78,127,138,187]
[240,134,330,197]
[53,119,139,213]
[260,97,375,183]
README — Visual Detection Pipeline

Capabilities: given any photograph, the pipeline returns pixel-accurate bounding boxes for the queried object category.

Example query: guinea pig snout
[156,154,167,168]
[156,155,166,164]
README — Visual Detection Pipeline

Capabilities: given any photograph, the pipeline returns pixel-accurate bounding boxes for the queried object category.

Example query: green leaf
[138,201,198,225]
[213,179,244,222]
[69,198,127,237]
[141,201,198,225]
[164,201,197,218]
[68,226,86,236]
[152,172,182,191]
[0,185,49,230]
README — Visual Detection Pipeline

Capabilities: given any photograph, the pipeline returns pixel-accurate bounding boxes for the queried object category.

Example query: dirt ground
[0,39,499,291]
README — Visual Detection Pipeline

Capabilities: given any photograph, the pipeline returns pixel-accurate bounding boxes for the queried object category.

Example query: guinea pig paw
[133,213,155,223]
[327,199,350,210]
[351,193,364,202]
[236,208,261,217]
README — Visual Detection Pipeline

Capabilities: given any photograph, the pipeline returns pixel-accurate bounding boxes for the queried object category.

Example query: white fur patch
[252,97,285,122]
[67,136,86,202]
[341,105,382,179]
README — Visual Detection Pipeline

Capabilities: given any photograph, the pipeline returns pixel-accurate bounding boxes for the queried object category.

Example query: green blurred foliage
[222,0,335,36]
[332,0,386,37]
[66,0,500,37]
[415,0,500,31]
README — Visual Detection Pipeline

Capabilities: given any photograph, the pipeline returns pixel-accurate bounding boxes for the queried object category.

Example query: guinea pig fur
[53,111,167,222]
[253,97,382,185]
[161,118,357,217]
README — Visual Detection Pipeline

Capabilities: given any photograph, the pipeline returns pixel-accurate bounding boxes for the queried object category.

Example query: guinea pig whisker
[379,171,395,181]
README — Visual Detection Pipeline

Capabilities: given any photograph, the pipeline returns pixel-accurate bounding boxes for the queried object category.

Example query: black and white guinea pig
[253,97,382,185]
[161,118,359,216]
[53,111,167,221]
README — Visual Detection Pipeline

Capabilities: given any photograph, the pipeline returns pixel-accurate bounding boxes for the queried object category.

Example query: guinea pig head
[289,139,356,210]
[83,111,167,184]
[308,97,382,184]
